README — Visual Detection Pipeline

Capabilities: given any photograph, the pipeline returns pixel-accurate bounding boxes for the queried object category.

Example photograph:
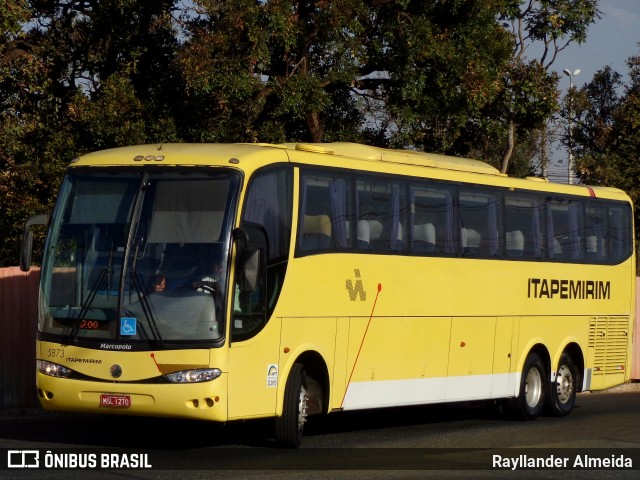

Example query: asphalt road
[1,387,640,479]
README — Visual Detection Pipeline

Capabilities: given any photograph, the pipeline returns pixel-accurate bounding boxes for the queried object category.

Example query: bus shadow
[0,401,507,449]
[0,411,273,449]
[305,401,502,437]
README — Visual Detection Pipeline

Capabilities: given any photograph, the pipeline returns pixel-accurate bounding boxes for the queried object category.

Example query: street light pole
[563,68,580,184]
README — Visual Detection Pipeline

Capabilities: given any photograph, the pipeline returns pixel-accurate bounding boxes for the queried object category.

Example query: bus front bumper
[36,372,229,422]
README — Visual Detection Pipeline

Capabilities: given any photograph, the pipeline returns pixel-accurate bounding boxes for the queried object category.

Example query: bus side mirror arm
[232,227,250,248]
[21,214,49,272]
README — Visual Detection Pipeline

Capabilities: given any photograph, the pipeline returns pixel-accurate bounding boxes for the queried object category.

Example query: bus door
[226,166,293,419]
[226,226,284,419]
[227,315,282,419]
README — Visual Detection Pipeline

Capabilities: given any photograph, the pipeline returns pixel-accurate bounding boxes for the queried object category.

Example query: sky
[536,0,640,183]
[552,0,640,89]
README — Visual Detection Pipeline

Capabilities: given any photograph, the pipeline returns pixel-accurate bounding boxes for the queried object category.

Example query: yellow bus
[21,142,635,447]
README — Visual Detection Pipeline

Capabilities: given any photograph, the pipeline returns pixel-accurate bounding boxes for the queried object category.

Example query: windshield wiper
[67,243,118,344]
[66,266,109,344]
[122,232,163,346]
[116,174,165,346]
[128,246,164,346]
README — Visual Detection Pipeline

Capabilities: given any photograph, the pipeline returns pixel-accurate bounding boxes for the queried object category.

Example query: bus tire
[275,363,308,448]
[546,353,578,417]
[515,353,546,420]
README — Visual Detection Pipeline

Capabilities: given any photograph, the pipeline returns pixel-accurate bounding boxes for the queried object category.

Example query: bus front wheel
[514,353,546,420]
[546,353,578,417]
[275,363,309,448]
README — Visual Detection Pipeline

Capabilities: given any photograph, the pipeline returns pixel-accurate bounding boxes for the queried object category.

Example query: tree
[0,0,54,266]
[28,0,182,145]
[460,58,558,174]
[0,1,608,265]
[494,0,601,174]
[176,1,514,147]
[567,65,623,179]
[0,0,182,265]
[572,56,640,194]
[569,52,640,267]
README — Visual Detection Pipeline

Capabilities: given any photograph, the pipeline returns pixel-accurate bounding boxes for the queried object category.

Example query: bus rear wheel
[546,353,578,417]
[514,353,546,420]
[275,363,308,448]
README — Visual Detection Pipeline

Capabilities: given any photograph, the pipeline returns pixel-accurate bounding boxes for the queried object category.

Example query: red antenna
[341,283,382,408]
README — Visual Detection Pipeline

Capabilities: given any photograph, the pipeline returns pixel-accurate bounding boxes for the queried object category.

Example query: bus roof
[285,142,501,175]
[71,142,498,175]
[69,142,630,202]
[72,143,290,166]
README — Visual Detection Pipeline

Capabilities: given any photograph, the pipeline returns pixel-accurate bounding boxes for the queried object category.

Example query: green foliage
[0,0,29,37]
[70,74,147,150]
[176,0,517,148]
[494,0,601,174]
[504,61,559,128]
[375,0,513,153]
[569,54,640,268]
[0,0,604,265]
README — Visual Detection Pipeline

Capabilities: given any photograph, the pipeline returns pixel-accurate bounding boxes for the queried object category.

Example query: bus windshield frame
[38,167,241,349]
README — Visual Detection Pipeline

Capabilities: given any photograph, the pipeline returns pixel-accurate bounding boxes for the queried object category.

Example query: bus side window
[585,205,606,262]
[546,200,584,261]
[410,184,454,255]
[232,166,292,341]
[413,222,436,253]
[357,178,406,253]
[505,230,524,257]
[608,204,632,263]
[459,190,500,257]
[300,214,332,250]
[504,195,544,259]
[297,172,353,254]
[356,219,371,249]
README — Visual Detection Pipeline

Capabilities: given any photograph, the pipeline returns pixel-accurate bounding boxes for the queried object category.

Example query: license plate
[100,394,131,408]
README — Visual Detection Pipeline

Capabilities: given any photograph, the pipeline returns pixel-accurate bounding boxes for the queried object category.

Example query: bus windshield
[39,169,240,347]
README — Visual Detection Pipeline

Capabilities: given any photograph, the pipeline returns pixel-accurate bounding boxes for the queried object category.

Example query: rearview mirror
[239,248,260,292]
[20,214,49,272]
[232,224,266,292]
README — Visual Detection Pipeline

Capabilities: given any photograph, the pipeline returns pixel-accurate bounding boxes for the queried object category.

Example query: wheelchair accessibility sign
[120,317,137,336]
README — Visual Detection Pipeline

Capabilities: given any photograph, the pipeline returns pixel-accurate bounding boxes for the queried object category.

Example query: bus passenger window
[505,230,524,257]
[356,219,371,249]
[585,205,606,262]
[410,185,454,255]
[300,214,332,250]
[357,179,406,253]
[608,205,632,263]
[546,201,583,261]
[461,227,482,254]
[459,191,500,257]
[298,172,352,254]
[413,223,436,253]
[504,196,545,259]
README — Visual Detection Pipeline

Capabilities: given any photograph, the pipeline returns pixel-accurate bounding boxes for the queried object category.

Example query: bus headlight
[165,368,222,384]
[37,360,73,378]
